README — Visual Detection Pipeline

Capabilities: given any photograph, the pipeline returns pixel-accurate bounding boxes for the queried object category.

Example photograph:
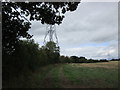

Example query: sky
[28,2,118,60]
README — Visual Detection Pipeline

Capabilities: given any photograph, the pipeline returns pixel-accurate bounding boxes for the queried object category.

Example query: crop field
[4,61,119,88]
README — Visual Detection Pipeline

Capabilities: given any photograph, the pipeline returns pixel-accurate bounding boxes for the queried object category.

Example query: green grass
[63,63,118,88]
[3,61,118,88]
[48,65,62,88]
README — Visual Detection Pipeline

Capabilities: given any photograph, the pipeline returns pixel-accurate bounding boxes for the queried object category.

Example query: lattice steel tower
[44,24,59,52]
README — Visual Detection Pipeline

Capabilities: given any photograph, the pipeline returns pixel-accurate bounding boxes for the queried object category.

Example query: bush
[3,40,60,82]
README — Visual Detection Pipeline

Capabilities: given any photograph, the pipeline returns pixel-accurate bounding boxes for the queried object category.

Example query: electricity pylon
[43,24,59,52]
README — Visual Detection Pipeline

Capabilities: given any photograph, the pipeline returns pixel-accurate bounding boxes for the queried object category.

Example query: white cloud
[29,2,118,59]
[61,45,118,59]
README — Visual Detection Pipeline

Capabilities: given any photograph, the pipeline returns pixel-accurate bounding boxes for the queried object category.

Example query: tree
[70,56,79,63]
[60,55,70,63]
[2,1,80,54]
[79,56,87,63]
[45,41,59,53]
[44,41,60,63]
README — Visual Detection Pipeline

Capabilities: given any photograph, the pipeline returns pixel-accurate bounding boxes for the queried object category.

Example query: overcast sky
[28,2,118,60]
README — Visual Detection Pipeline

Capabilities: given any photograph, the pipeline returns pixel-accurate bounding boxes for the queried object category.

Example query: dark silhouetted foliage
[70,56,80,63]
[41,41,60,63]
[60,55,70,63]
[110,59,120,61]
[99,59,109,62]
[3,40,60,83]
[59,55,110,63]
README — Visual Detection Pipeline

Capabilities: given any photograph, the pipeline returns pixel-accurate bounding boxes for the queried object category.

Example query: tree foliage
[3,40,60,82]
[41,41,60,63]
[59,55,109,63]
[45,41,59,53]
[2,1,80,54]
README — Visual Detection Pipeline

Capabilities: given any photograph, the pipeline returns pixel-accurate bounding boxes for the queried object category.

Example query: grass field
[4,61,119,88]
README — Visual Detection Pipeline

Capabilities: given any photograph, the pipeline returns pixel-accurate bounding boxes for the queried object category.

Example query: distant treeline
[60,56,107,63]
[110,59,120,61]
[59,56,120,63]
